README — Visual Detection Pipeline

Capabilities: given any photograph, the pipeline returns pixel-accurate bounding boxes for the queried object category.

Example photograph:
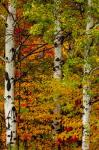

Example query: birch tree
[82,0,93,149]
[53,0,63,79]
[4,0,16,146]
[52,1,64,143]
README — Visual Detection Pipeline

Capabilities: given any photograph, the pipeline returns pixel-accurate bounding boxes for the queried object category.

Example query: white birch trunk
[53,0,62,79]
[4,1,16,146]
[82,0,93,149]
[52,0,63,137]
[53,20,62,79]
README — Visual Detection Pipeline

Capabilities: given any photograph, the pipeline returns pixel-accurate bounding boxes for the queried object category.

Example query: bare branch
[90,99,99,104]
[2,3,16,24]
[18,43,48,62]
[90,66,99,75]
[2,3,9,14]
[0,56,8,62]
[34,46,54,55]
[0,112,4,120]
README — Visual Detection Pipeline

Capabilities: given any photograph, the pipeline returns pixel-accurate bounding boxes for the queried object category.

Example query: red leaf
[20,103,27,107]
[71,135,78,142]
[65,127,73,132]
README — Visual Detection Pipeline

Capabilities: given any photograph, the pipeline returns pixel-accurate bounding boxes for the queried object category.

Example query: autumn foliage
[0,0,99,150]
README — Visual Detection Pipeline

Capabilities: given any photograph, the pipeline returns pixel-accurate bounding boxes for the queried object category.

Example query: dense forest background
[0,0,99,150]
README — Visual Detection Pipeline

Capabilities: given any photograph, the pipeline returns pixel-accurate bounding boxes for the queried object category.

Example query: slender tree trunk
[82,0,93,149]
[53,0,63,79]
[53,20,63,134]
[53,19,62,79]
[52,1,63,147]
[4,0,16,146]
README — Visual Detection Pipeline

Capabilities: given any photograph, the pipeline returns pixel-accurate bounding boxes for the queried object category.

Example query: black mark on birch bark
[11,48,16,61]
[5,72,11,91]
[55,58,60,61]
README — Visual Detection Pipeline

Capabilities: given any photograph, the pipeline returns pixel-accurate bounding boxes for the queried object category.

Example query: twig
[0,56,9,62]
[2,3,16,24]
[18,43,48,62]
[15,35,30,53]
[90,99,99,104]
[90,66,99,75]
